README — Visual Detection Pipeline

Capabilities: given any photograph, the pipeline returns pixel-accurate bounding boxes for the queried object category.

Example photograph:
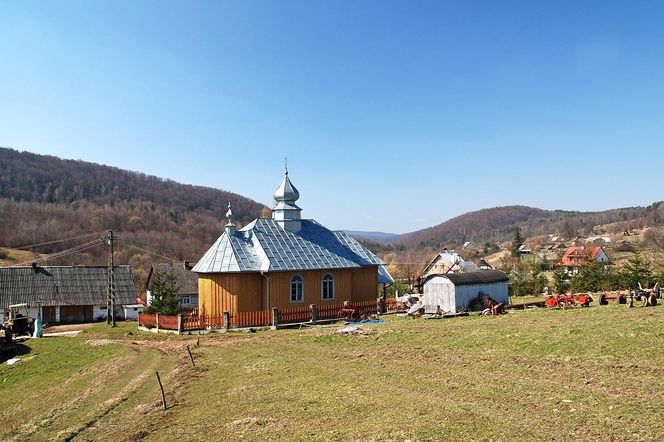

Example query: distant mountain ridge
[344,230,399,244]
[389,204,664,251]
[0,147,265,221]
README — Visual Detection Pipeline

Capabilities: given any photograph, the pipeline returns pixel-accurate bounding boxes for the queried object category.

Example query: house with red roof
[561,246,611,275]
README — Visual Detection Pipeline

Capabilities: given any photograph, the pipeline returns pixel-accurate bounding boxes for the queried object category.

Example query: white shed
[122,304,144,320]
[422,270,509,314]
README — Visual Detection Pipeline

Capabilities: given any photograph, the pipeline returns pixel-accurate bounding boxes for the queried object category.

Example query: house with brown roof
[146,262,198,310]
[561,246,611,275]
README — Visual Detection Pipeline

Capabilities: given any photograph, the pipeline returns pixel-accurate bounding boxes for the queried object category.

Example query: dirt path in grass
[2,338,188,442]
[43,323,96,334]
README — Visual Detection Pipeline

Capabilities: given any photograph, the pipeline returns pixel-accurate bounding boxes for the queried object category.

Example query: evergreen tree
[621,250,654,289]
[145,269,182,315]
[530,268,549,295]
[511,228,524,258]
[552,267,570,294]
[571,255,614,292]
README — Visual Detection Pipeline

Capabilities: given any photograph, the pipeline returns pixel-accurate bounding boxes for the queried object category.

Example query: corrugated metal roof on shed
[0,266,137,307]
[425,270,509,286]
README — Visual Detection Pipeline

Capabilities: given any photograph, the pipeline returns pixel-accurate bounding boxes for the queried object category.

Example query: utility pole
[110,229,116,327]
[106,231,111,324]
[106,229,116,327]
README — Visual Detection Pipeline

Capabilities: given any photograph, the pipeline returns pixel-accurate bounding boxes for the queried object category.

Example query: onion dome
[273,165,300,203]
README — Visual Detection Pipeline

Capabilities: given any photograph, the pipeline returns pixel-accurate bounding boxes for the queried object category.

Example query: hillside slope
[392,204,664,251]
[0,147,268,288]
[0,147,264,220]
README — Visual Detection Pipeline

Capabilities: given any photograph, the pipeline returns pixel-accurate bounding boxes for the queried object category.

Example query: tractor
[2,304,35,339]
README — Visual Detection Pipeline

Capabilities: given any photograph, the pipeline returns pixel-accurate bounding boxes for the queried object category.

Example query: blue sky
[1,1,663,233]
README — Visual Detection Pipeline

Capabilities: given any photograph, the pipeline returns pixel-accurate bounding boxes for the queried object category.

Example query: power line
[10,239,106,266]
[122,243,182,263]
[21,240,104,265]
[8,231,105,250]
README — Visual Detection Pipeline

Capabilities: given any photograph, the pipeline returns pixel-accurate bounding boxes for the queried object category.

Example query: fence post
[155,313,160,332]
[272,307,279,330]
[309,304,318,323]
[378,298,386,314]
[223,312,230,331]
[177,314,184,335]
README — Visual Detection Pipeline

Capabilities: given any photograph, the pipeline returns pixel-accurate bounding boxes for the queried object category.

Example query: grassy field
[2,304,664,441]
[0,247,47,266]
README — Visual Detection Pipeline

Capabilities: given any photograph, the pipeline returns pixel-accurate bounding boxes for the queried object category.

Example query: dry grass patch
[2,305,664,441]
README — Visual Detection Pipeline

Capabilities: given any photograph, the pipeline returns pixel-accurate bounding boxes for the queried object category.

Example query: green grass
[2,304,664,441]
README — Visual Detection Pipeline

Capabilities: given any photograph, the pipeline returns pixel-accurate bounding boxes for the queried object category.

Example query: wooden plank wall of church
[197,273,262,316]
[198,267,378,314]
[351,266,378,302]
[267,269,353,308]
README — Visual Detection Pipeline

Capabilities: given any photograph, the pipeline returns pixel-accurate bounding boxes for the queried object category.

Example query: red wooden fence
[279,306,310,323]
[158,315,179,330]
[317,303,344,319]
[140,299,382,331]
[351,299,378,315]
[138,313,157,328]
[232,310,272,328]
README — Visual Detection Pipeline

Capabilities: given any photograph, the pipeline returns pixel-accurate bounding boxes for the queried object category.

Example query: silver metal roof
[273,166,300,203]
[192,229,261,273]
[193,218,393,282]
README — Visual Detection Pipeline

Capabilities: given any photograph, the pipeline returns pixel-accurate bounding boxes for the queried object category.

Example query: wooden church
[192,167,393,315]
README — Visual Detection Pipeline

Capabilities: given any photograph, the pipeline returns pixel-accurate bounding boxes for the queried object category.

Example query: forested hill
[0,147,265,220]
[391,204,664,251]
[0,147,268,289]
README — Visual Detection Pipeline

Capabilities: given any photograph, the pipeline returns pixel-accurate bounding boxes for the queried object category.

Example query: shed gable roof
[425,270,509,286]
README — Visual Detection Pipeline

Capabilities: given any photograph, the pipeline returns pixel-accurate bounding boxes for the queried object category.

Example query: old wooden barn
[192,167,393,316]
[0,265,137,323]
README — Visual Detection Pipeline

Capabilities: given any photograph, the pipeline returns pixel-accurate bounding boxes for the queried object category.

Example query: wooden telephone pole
[106,230,116,327]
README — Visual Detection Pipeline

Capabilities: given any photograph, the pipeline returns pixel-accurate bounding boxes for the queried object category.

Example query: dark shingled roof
[425,270,509,286]
[0,266,137,308]
[147,263,198,295]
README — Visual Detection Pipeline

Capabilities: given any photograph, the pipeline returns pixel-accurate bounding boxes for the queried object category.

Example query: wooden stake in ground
[155,371,167,410]
[186,345,195,367]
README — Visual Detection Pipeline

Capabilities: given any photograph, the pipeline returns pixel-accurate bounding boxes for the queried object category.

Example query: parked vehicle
[3,303,34,338]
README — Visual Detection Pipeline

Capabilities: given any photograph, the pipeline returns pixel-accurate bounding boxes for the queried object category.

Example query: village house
[192,167,394,316]
[561,246,611,275]
[422,270,509,314]
[146,262,198,310]
[0,265,137,323]
[478,258,492,270]
[518,244,532,254]
[421,249,478,277]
